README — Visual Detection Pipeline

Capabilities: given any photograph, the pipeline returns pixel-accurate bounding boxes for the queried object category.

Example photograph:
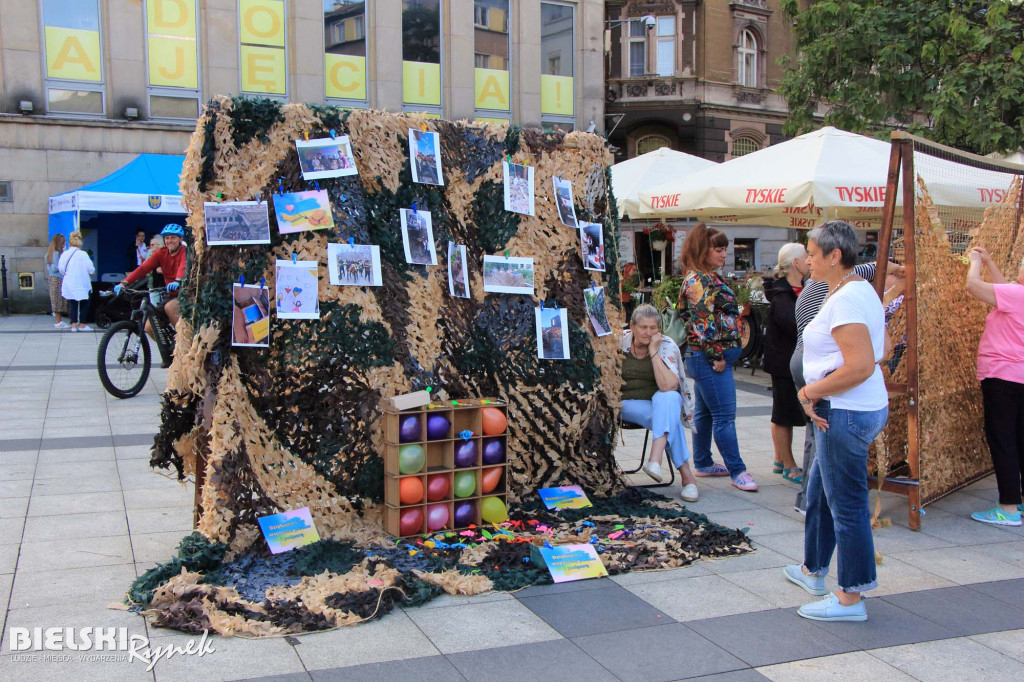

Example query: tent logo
[148,195,162,210]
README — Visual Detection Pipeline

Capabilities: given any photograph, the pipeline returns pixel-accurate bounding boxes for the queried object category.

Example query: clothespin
[590,281,596,291]
[259,278,265,288]
[411,202,418,215]
[540,301,545,310]
[504,250,510,260]
[215,192,223,202]
[329,129,337,140]
[303,131,309,141]
[420,123,427,133]
[426,387,433,394]
[506,154,511,164]
[277,178,284,195]
[458,430,472,440]
[348,237,355,246]
[291,253,298,265]
[239,275,245,286]
[314,181,320,191]
[552,301,558,310]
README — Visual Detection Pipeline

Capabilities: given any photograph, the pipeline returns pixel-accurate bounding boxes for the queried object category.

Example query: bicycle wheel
[97,321,151,399]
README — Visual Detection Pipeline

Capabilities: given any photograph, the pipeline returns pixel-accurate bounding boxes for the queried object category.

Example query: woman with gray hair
[620,304,700,502]
[782,221,888,622]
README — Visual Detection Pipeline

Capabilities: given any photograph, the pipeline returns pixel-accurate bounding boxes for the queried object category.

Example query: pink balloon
[426,473,450,501]
[426,503,449,531]
[399,507,423,536]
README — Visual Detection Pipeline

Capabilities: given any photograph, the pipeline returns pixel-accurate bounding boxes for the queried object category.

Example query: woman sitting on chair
[620,304,700,502]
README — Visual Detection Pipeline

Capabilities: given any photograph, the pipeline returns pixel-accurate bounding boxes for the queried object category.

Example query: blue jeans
[804,401,888,593]
[685,347,745,476]
[622,391,691,469]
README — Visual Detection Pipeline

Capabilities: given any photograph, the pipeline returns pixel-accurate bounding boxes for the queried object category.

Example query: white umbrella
[610,147,716,219]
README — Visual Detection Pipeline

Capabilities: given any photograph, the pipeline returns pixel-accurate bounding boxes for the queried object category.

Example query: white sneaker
[78,325,92,332]
[680,484,699,503]
[69,327,78,333]
[54,322,68,329]
[642,461,663,483]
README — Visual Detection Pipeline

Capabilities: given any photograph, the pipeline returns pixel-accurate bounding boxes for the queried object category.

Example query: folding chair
[620,421,676,488]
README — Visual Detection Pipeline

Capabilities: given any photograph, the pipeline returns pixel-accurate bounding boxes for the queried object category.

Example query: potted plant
[620,263,639,303]
[643,223,675,252]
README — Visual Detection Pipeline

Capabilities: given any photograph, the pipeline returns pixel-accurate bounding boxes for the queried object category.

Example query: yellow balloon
[480,496,508,524]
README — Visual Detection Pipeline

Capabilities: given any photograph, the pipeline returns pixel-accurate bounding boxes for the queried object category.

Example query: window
[474,4,488,27]
[636,135,670,156]
[734,238,756,272]
[145,0,200,121]
[656,16,675,77]
[0,181,12,203]
[239,0,287,96]
[738,29,758,88]
[325,1,368,103]
[403,0,442,111]
[731,136,760,157]
[541,2,574,124]
[40,0,105,115]
[474,1,510,117]
[628,19,646,77]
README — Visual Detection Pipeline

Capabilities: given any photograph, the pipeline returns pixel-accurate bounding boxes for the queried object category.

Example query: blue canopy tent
[48,154,187,285]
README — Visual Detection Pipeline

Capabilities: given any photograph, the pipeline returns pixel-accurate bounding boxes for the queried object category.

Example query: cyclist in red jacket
[115,223,187,338]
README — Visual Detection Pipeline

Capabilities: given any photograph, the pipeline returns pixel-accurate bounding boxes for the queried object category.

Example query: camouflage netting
[135,97,753,636]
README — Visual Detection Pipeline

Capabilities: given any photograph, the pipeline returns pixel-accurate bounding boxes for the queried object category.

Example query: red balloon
[426,503,449,531]
[426,473,450,501]
[399,507,423,536]
[481,466,503,494]
[399,476,424,504]
[481,407,507,436]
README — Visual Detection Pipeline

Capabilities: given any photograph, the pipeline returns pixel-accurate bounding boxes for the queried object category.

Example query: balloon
[398,444,425,474]
[426,473,450,501]
[481,466,503,494]
[399,476,424,504]
[481,407,507,436]
[426,414,450,440]
[454,439,478,468]
[399,507,423,536]
[482,438,505,465]
[426,503,449,531]
[453,501,475,527]
[398,415,421,443]
[480,496,508,524]
[453,470,476,498]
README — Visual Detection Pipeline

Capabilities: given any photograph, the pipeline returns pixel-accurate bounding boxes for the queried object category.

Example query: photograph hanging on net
[536,306,570,360]
[552,175,578,227]
[482,255,535,294]
[448,243,470,298]
[580,221,606,272]
[295,136,359,180]
[503,160,535,216]
[232,283,271,347]
[583,285,612,337]
[400,207,438,266]
[328,242,383,287]
[273,190,334,234]
[275,260,320,320]
[409,128,444,186]
[204,200,271,246]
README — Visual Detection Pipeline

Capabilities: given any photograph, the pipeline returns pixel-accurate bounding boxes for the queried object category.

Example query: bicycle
[96,285,177,399]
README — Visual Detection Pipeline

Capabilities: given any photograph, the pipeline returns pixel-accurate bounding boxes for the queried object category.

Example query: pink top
[977,283,1024,384]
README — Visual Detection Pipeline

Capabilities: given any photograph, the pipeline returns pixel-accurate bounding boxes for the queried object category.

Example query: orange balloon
[481,407,507,436]
[399,476,424,504]
[481,466,503,494]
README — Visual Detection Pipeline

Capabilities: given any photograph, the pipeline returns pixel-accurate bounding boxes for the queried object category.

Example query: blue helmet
[161,223,186,237]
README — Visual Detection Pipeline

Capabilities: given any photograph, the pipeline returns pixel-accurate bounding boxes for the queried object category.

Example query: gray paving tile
[869,636,1024,681]
[10,563,138,609]
[686,670,768,682]
[15,535,133,572]
[307,655,460,681]
[518,583,674,637]
[235,675,312,682]
[27,491,125,517]
[448,639,616,682]
[513,575,612,599]
[968,578,1024,610]
[755,651,915,681]
[293,611,440,669]
[0,438,41,453]
[575,623,746,681]
[405,598,560,654]
[21,510,129,543]
[624,573,776,621]
[803,597,957,649]
[881,585,1024,636]
[686,609,857,667]
[969,629,1024,663]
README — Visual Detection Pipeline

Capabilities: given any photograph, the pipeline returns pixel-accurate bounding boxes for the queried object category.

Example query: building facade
[605,0,797,279]
[0,0,605,312]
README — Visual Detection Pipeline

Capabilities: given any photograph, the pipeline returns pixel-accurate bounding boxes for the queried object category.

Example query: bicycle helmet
[161,223,186,237]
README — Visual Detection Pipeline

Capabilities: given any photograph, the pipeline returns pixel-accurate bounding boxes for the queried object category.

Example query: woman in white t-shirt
[781,221,889,623]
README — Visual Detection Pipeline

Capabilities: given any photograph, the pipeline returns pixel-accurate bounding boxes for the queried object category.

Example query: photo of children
[275,260,320,320]
[295,136,359,180]
[232,283,271,347]
[583,285,612,337]
[503,160,535,216]
[204,201,272,246]
[448,243,470,298]
[328,243,383,287]
[400,208,438,266]
[580,221,606,272]
[536,307,570,360]
[552,176,578,227]
[272,190,334,234]
[482,255,535,294]
[409,128,444,186]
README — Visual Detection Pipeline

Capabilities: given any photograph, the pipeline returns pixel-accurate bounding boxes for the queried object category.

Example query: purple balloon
[453,501,475,528]
[426,414,450,440]
[399,415,420,443]
[482,438,505,465]
[454,439,478,468]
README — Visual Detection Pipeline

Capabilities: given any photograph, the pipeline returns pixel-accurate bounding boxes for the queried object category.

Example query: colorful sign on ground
[538,543,608,583]
[537,485,592,510]
[257,507,320,554]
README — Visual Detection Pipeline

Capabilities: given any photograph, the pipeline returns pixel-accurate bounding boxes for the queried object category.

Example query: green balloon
[453,470,476,498]
[398,444,425,474]
[480,496,508,524]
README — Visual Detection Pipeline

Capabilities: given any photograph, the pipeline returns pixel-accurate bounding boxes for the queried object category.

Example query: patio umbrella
[610,147,717,219]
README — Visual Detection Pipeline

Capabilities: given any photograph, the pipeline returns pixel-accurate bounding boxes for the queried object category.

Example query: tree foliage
[778,0,1024,154]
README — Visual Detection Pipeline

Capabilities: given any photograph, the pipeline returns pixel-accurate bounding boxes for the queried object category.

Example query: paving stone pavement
[1,313,1022,681]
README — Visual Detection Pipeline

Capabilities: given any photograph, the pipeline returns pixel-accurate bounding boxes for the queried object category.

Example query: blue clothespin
[348,237,355,246]
[543,540,552,549]
[329,129,337,140]
[540,301,545,310]
[239,275,245,286]
[259,278,265,288]
[277,178,284,195]
[314,181,320,191]
[552,301,558,310]
[291,253,297,265]
[590,281,596,291]
[458,430,472,440]
[411,203,417,215]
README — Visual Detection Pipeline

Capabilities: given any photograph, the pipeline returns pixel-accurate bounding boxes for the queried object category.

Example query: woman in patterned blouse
[678,223,757,492]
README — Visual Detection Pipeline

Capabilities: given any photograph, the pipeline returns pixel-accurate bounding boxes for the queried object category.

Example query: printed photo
[409,128,444,186]
[536,307,570,360]
[232,283,271,347]
[503,161,535,216]
[580,221,606,272]
[204,201,271,246]
[482,255,535,295]
[552,176,578,227]
[328,242,383,287]
[273,190,334,234]
[448,243,470,298]
[275,259,320,320]
[583,286,612,337]
[400,208,438,266]
[295,136,359,180]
